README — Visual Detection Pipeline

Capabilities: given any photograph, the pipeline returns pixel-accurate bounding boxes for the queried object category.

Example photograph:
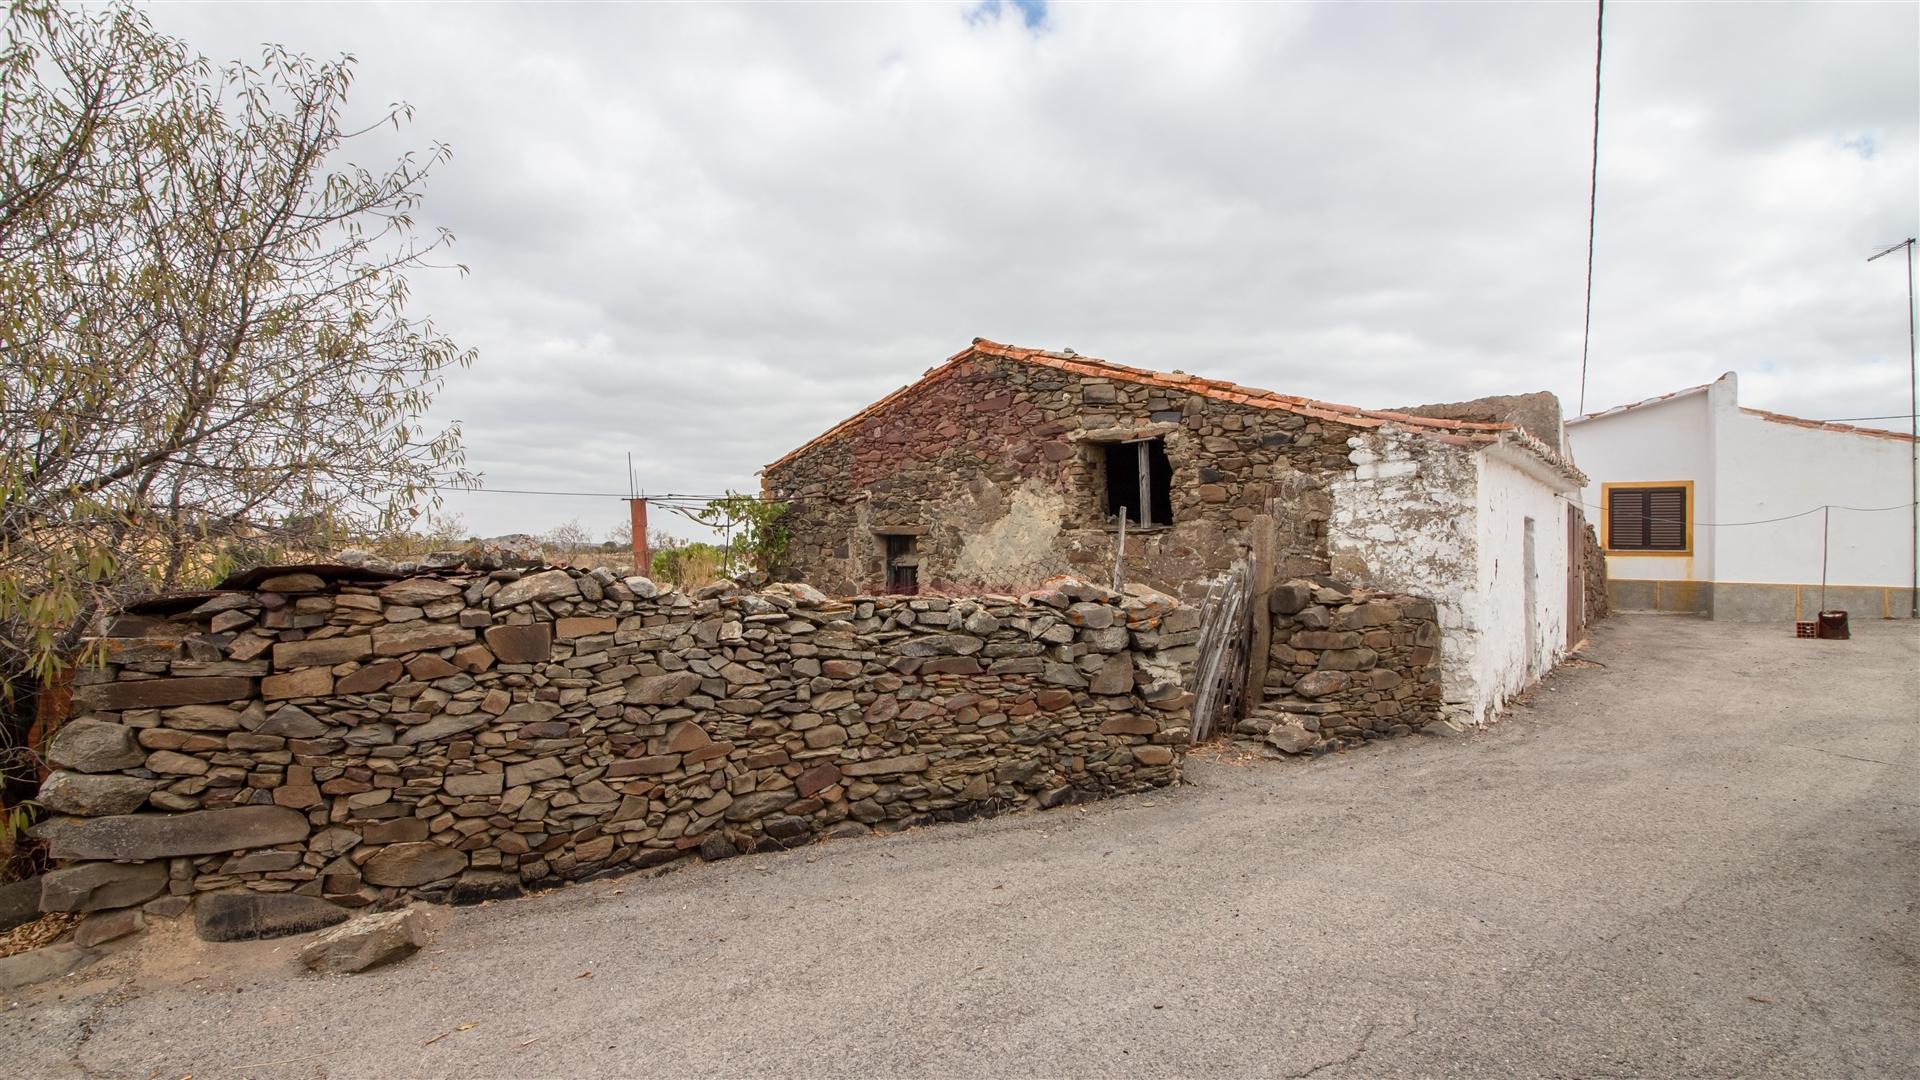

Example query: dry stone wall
[35,567,1192,929]
[1233,579,1444,754]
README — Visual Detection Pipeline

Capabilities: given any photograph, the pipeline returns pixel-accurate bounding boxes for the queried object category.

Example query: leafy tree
[0,2,472,798]
[680,492,790,576]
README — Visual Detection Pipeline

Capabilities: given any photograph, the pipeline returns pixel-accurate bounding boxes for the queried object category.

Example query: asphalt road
[5,613,1916,1079]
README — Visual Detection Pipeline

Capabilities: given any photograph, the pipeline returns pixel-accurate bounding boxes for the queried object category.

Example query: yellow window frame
[1600,479,1695,557]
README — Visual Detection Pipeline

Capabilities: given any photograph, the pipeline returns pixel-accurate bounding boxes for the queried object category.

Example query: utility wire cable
[1560,494,1914,528]
[1577,0,1605,415]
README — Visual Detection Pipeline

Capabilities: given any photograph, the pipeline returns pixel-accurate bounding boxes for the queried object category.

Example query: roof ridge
[765,339,1582,479]
[1738,405,1918,444]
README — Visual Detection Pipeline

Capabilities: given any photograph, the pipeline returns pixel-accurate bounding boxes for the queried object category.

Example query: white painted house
[1565,373,1918,621]
[1329,425,1588,724]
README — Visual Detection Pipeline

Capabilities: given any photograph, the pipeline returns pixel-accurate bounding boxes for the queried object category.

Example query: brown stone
[662,721,710,753]
[379,578,463,605]
[74,676,253,712]
[555,616,617,640]
[37,772,154,816]
[47,721,145,773]
[337,660,404,694]
[272,636,372,669]
[452,644,497,673]
[484,623,553,663]
[405,655,461,680]
[795,763,842,798]
[625,672,703,706]
[361,843,468,887]
[258,573,325,593]
[33,805,310,861]
[490,569,580,609]
[40,861,169,912]
[371,623,475,656]
[1133,745,1175,766]
[841,753,929,777]
[262,667,333,701]
[1089,654,1134,696]
[1097,715,1157,736]
[362,818,430,844]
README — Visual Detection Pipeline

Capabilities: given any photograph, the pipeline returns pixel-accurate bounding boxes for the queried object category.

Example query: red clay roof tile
[764,338,1583,479]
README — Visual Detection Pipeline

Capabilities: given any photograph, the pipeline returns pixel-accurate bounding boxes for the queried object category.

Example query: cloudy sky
[144,1,1917,542]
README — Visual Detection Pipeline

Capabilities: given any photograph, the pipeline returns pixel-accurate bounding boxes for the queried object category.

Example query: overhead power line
[1576,0,1605,416]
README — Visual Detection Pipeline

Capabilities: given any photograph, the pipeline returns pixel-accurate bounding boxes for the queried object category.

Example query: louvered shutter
[1607,489,1645,549]
[1645,488,1686,550]
[1607,486,1687,551]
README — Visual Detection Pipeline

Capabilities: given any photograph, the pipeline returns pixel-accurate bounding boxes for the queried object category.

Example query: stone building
[763,339,1591,723]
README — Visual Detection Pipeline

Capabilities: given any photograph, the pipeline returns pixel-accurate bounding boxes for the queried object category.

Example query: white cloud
[143,2,1919,539]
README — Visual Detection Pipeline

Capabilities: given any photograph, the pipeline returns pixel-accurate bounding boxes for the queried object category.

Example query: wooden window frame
[1094,437,1174,530]
[1601,480,1694,556]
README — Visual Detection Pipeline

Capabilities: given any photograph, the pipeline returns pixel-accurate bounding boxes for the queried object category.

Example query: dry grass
[0,912,76,959]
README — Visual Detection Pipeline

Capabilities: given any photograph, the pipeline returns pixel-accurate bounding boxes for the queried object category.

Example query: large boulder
[46,720,145,773]
[299,906,436,974]
[32,805,310,861]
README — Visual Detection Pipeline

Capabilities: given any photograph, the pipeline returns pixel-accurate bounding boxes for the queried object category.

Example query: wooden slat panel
[1646,488,1686,549]
[1608,489,1645,548]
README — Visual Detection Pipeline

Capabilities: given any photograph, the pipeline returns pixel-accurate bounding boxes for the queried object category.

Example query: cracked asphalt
[4,613,1916,1078]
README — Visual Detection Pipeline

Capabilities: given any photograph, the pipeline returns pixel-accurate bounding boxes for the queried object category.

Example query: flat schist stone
[195,890,349,942]
[73,676,253,711]
[32,805,310,861]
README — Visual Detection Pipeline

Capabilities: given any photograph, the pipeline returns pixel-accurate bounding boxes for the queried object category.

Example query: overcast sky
[144,1,1918,542]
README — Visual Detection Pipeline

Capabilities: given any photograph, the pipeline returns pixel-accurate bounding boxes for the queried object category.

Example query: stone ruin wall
[765,354,1364,602]
[1232,580,1444,754]
[32,566,1194,932]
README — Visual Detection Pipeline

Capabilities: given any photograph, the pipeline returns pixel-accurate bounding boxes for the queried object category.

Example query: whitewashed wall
[1331,428,1578,725]
[1471,445,1575,713]
[1570,373,1916,594]
[1712,396,1914,588]
[1567,384,1715,583]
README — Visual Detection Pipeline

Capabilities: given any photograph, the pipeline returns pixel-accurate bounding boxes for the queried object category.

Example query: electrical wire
[1560,494,1914,528]
[1576,0,1605,416]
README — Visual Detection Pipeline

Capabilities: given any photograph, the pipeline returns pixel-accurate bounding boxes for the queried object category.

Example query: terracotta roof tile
[1738,406,1918,444]
[765,338,1584,481]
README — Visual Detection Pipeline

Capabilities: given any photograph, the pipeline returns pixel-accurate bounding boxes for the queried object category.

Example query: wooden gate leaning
[1189,499,1282,743]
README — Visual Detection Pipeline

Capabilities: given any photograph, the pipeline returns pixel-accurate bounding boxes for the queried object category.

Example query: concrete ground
[4,614,1915,1079]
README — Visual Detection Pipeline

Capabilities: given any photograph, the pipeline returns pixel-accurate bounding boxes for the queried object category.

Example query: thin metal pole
[1114,511,1127,593]
[1868,237,1918,618]
[1820,505,1830,614]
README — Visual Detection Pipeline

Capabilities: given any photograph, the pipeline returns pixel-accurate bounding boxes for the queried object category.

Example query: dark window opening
[883,533,919,595]
[1607,486,1688,551]
[1100,438,1173,527]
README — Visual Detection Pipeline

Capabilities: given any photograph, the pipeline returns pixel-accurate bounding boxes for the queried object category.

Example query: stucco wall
[1328,429,1482,719]
[1330,430,1577,723]
[1568,372,1917,618]
[1472,446,1574,713]
[1712,402,1914,589]
[1568,387,1714,584]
